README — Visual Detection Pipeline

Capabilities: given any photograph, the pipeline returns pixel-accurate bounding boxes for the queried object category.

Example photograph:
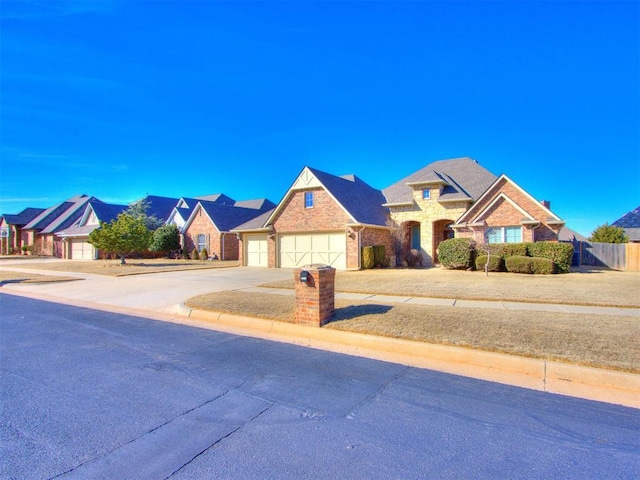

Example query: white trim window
[196,233,208,252]
[422,189,430,200]
[304,191,314,209]
[486,226,522,244]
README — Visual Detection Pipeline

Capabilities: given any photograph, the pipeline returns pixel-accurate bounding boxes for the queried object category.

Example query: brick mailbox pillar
[294,264,336,327]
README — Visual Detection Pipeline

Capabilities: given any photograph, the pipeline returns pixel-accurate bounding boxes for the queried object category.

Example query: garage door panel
[279,233,346,269]
[71,240,94,260]
[246,235,268,267]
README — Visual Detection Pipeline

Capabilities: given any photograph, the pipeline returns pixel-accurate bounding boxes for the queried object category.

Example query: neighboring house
[383,157,497,264]
[453,174,565,246]
[558,226,587,242]
[0,207,46,255]
[138,195,181,224]
[167,193,236,231]
[612,206,640,242]
[56,201,128,259]
[182,198,275,260]
[235,166,390,269]
[21,194,96,257]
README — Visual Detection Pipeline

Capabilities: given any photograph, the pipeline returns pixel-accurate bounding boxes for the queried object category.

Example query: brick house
[452,174,565,244]
[20,194,95,257]
[57,201,128,259]
[234,166,391,269]
[0,208,45,255]
[182,199,275,260]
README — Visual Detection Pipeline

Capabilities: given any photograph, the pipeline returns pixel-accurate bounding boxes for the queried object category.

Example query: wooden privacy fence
[569,241,640,271]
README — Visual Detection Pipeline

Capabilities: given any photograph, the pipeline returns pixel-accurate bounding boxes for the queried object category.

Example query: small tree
[149,224,181,256]
[589,223,628,244]
[88,213,152,264]
[127,198,164,230]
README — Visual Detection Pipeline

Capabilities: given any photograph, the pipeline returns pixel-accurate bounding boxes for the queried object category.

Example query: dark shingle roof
[199,201,271,232]
[382,157,497,205]
[307,167,389,226]
[232,208,275,231]
[196,193,235,205]
[91,202,128,223]
[138,195,180,223]
[1,207,46,226]
[234,198,277,211]
[23,194,94,233]
[612,206,640,229]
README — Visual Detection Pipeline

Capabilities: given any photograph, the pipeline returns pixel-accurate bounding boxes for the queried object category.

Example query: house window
[196,234,207,252]
[304,191,314,209]
[422,189,430,200]
[486,226,522,244]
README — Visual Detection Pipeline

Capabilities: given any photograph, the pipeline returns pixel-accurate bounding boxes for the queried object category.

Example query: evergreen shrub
[438,238,475,269]
[361,246,375,269]
[505,255,532,274]
[530,257,554,274]
[528,242,573,273]
[373,245,386,267]
[475,254,504,272]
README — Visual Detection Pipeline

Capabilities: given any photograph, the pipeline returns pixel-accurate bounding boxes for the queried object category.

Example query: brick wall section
[293,266,335,326]
[183,207,240,260]
[455,177,562,243]
[361,227,394,266]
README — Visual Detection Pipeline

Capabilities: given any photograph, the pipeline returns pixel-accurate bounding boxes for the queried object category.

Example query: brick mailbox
[294,264,336,326]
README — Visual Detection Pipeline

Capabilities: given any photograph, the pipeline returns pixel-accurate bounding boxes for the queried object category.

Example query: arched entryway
[432,219,455,264]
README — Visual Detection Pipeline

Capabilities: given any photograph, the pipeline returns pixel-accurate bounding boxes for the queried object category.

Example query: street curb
[181,304,640,409]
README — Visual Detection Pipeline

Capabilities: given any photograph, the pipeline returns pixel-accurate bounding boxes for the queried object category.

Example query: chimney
[540,200,551,209]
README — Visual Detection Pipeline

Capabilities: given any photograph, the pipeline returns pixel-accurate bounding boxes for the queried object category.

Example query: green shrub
[505,255,532,274]
[500,243,529,258]
[475,254,504,272]
[373,245,386,267]
[200,248,209,261]
[528,242,573,273]
[438,238,475,269]
[361,246,375,269]
[182,248,190,259]
[190,248,200,260]
[531,257,554,274]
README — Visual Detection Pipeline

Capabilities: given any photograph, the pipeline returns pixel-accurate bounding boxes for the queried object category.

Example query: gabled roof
[234,198,277,211]
[184,201,272,233]
[382,157,497,206]
[612,206,640,229]
[262,166,389,229]
[89,202,128,224]
[454,174,564,227]
[23,194,95,233]
[179,193,235,209]
[1,207,46,226]
[137,195,180,223]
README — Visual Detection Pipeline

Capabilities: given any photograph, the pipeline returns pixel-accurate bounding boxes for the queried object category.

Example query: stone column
[293,264,335,327]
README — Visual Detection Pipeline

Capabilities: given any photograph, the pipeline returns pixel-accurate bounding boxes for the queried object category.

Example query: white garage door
[279,232,346,269]
[245,234,268,267]
[71,239,95,260]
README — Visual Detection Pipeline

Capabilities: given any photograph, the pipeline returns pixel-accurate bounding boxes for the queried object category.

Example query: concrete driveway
[0,264,292,313]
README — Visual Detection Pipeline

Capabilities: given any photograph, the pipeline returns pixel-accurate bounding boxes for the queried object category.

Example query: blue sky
[1,0,638,236]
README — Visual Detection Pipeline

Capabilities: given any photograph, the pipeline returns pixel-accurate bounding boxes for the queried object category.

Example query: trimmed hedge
[438,238,476,269]
[527,242,573,273]
[475,254,504,272]
[373,245,386,267]
[361,246,375,269]
[531,257,554,274]
[505,255,532,274]
[500,243,529,258]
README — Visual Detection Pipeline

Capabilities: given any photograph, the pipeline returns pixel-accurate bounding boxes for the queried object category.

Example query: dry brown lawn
[0,271,80,285]
[186,290,640,373]
[261,266,640,308]
[5,258,239,277]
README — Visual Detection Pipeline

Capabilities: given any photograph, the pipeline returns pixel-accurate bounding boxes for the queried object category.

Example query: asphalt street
[1,293,639,479]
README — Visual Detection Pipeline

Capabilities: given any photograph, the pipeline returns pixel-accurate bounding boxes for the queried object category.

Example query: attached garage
[245,234,268,267]
[279,232,346,269]
[70,239,95,260]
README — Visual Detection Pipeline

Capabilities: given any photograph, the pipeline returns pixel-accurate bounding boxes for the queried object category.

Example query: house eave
[406,180,450,187]
[382,201,413,208]
[437,197,473,204]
